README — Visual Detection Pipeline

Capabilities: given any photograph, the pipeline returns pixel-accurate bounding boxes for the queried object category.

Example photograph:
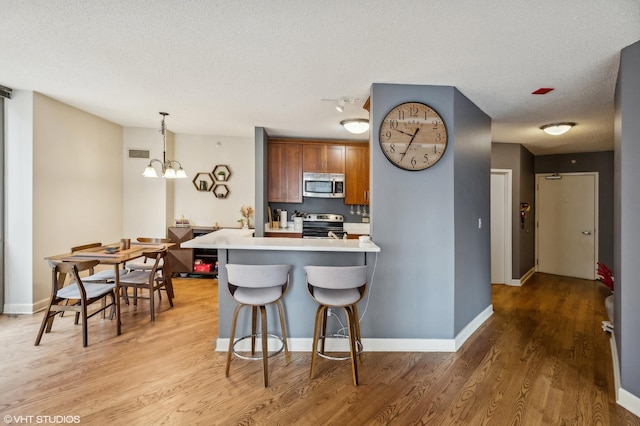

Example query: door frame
[535,172,599,279]
[491,169,513,285]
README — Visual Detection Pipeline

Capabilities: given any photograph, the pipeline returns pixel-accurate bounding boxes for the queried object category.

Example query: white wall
[4,90,34,312]
[4,92,124,313]
[173,134,255,228]
[122,127,174,238]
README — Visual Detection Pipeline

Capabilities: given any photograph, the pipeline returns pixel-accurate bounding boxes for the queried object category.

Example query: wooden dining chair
[119,249,174,321]
[70,242,128,282]
[124,238,171,271]
[35,259,117,347]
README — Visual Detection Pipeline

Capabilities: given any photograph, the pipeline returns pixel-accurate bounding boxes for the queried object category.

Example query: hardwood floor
[1,274,638,425]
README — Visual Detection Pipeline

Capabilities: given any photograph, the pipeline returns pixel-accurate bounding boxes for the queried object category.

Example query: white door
[491,170,512,284]
[536,173,598,280]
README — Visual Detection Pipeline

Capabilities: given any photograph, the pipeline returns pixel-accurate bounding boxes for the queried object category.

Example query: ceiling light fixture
[322,97,363,113]
[341,118,369,134]
[143,112,187,178]
[540,122,575,136]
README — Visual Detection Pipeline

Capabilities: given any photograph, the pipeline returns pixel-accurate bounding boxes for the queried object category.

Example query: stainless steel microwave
[302,172,345,198]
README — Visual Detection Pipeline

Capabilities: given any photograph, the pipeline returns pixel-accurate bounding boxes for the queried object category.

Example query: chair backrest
[141,249,167,274]
[226,264,292,288]
[304,265,367,290]
[70,242,102,252]
[137,237,171,244]
[48,259,101,292]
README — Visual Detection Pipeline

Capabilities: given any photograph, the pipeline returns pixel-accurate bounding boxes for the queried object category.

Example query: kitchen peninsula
[181,229,380,351]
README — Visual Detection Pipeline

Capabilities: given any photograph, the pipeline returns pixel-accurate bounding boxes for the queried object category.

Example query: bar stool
[304,265,367,386]
[225,264,292,387]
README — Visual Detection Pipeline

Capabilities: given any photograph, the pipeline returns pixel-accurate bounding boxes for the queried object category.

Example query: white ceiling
[2,1,639,155]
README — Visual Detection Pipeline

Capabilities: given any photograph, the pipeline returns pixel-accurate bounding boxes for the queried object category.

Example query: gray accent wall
[255,127,268,237]
[370,83,492,338]
[615,39,640,398]
[491,143,535,279]
[534,151,614,268]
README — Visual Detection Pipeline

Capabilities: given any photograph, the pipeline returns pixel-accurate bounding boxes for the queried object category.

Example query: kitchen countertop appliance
[302,213,346,239]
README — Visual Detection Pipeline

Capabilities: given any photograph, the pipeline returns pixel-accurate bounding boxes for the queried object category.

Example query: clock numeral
[409,106,419,117]
[384,130,392,140]
[432,120,440,129]
[389,120,398,130]
[389,143,396,153]
[423,154,429,163]
[410,156,417,167]
[397,110,405,120]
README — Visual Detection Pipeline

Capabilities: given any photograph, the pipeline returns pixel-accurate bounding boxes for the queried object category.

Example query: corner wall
[4,91,123,313]
[614,39,640,407]
[369,83,492,340]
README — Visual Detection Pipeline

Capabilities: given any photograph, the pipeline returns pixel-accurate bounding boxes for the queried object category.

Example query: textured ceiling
[2,1,639,155]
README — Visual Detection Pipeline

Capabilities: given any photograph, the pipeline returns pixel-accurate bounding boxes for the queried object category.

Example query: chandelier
[143,112,187,178]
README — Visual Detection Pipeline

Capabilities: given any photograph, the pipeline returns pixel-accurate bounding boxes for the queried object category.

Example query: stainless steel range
[302,213,346,239]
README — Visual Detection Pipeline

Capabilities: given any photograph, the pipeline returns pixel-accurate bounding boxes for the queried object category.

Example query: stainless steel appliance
[302,213,346,239]
[303,172,345,198]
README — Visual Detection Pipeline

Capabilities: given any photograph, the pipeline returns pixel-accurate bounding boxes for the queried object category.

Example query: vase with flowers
[240,205,254,229]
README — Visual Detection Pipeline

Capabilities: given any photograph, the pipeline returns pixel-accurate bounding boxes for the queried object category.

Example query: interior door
[536,173,597,280]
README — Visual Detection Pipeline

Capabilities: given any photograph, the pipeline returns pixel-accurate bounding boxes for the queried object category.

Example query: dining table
[45,242,173,335]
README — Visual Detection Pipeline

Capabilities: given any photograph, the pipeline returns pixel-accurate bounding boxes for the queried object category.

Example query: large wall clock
[379,102,448,171]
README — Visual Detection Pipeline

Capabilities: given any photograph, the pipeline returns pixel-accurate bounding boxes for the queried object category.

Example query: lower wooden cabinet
[168,227,218,276]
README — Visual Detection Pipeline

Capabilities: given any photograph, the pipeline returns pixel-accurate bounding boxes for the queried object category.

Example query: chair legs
[310,304,361,386]
[226,302,289,387]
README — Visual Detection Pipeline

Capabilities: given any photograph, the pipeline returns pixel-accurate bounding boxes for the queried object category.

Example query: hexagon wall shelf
[213,165,231,182]
[192,172,214,192]
[212,184,230,199]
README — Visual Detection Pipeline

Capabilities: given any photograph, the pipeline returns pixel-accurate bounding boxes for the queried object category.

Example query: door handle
[582,230,592,235]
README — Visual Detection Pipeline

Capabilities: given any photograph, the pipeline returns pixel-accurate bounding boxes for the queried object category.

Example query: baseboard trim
[618,388,640,418]
[507,267,535,286]
[216,303,493,353]
[607,330,640,416]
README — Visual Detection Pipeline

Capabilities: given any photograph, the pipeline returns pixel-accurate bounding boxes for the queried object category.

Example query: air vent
[128,149,150,159]
[0,84,12,99]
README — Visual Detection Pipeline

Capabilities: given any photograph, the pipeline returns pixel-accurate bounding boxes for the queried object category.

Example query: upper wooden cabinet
[268,142,303,203]
[302,144,345,173]
[345,145,370,205]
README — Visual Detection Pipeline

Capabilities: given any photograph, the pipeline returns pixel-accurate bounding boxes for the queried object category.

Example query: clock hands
[393,128,415,137]
[400,128,420,163]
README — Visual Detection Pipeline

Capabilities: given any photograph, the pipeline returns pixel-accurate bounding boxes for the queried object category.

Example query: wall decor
[213,164,231,182]
[212,184,230,199]
[192,172,214,192]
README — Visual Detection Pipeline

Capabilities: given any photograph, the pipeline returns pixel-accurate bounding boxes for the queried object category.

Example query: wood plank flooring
[0,273,638,425]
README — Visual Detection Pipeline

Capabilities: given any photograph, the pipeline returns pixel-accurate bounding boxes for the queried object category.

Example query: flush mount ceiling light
[143,112,188,178]
[540,122,576,136]
[341,118,369,134]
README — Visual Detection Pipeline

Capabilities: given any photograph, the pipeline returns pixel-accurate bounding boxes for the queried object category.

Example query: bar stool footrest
[316,334,363,361]
[232,333,285,361]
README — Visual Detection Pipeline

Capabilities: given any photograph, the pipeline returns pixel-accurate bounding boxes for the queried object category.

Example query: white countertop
[182,228,380,252]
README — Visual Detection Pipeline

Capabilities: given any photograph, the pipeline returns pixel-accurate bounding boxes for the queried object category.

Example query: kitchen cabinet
[168,226,218,276]
[302,143,345,173]
[268,142,303,203]
[345,145,370,205]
